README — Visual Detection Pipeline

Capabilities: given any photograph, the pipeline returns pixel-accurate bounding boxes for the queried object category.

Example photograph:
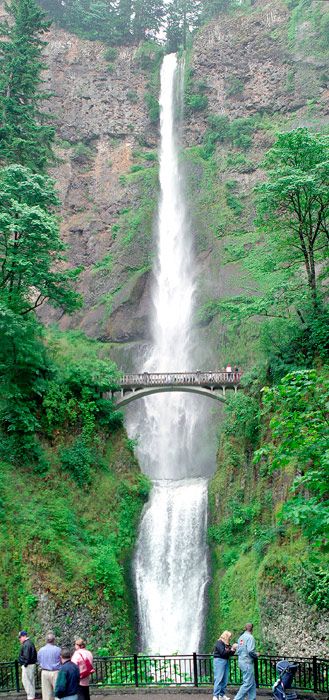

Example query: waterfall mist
[126,53,211,653]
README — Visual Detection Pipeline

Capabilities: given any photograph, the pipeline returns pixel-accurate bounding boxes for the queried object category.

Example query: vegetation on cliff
[0,0,149,658]
[200,8,329,648]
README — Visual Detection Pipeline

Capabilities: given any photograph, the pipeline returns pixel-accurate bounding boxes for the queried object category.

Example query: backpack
[79,653,95,679]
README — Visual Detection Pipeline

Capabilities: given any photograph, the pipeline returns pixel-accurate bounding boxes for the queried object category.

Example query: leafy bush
[144,92,160,123]
[60,438,95,486]
[103,47,117,62]
[224,393,260,446]
[186,93,209,112]
[226,76,244,95]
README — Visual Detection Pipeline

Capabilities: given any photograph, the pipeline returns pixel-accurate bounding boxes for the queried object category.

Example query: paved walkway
[6,689,327,700]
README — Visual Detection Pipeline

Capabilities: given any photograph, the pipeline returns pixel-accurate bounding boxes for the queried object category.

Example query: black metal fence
[1,654,328,694]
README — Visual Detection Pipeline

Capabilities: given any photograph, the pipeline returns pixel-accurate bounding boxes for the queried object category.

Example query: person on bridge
[233,623,259,700]
[213,630,237,700]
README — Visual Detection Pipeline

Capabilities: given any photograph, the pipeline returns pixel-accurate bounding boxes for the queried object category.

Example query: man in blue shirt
[37,632,61,700]
[233,623,259,700]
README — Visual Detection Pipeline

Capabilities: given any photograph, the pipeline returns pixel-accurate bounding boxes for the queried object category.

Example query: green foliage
[71,142,94,163]
[202,115,254,158]
[0,0,55,171]
[0,165,82,315]
[135,41,164,71]
[103,46,117,62]
[187,93,209,111]
[144,92,160,123]
[254,369,329,543]
[166,0,203,51]
[226,75,244,96]
[223,393,260,447]
[208,500,261,545]
[60,438,96,486]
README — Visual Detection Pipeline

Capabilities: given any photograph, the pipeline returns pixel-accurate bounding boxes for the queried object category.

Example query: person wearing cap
[233,623,259,700]
[54,647,80,700]
[18,631,37,700]
[37,632,61,700]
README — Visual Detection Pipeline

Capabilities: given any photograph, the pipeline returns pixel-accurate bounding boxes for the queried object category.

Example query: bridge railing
[1,654,328,693]
[120,371,241,387]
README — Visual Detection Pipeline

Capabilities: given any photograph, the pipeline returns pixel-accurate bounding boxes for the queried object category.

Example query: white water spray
[127,54,209,653]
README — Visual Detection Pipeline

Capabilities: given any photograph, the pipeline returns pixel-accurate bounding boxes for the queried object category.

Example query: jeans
[234,660,256,700]
[213,657,229,697]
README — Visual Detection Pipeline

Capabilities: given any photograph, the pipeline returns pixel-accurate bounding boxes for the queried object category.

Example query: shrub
[127,89,138,103]
[187,94,209,111]
[103,47,117,62]
[226,76,244,96]
[60,438,94,486]
[144,92,160,123]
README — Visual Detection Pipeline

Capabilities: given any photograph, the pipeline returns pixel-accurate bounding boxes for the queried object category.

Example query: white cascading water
[126,53,209,654]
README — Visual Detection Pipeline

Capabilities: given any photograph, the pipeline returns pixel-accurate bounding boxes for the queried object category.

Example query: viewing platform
[109,371,242,407]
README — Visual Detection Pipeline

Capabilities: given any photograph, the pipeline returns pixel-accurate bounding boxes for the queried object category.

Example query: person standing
[18,631,37,700]
[37,631,61,700]
[71,638,94,700]
[233,623,259,700]
[54,647,80,700]
[213,630,237,700]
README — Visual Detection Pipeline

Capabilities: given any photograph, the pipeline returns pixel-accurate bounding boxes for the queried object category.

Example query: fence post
[254,657,259,688]
[133,654,139,687]
[193,652,198,687]
[14,660,20,692]
[312,656,317,693]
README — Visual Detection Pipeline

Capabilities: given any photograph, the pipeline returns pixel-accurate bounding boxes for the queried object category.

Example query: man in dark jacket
[54,648,80,700]
[18,631,37,700]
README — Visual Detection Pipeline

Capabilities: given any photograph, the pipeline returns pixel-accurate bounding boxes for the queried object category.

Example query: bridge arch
[114,384,233,408]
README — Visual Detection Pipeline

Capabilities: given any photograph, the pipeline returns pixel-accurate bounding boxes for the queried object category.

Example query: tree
[0,0,55,171]
[166,0,202,51]
[0,165,82,316]
[219,128,329,325]
[132,0,165,42]
[201,0,234,20]
[255,128,329,311]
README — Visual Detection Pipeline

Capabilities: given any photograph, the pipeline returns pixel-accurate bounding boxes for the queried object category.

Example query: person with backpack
[71,638,95,700]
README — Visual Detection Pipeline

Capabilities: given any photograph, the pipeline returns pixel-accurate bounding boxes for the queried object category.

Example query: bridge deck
[119,371,241,388]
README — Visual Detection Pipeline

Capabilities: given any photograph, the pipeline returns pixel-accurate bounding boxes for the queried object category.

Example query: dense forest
[0,0,328,658]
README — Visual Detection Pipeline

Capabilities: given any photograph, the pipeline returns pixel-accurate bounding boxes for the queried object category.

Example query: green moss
[0,432,150,660]
[208,550,260,646]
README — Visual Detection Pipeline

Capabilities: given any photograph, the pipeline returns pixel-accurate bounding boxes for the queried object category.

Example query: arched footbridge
[108,371,242,408]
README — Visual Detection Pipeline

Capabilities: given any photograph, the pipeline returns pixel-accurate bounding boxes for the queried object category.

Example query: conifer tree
[0,0,55,172]
[132,0,165,42]
[166,0,202,51]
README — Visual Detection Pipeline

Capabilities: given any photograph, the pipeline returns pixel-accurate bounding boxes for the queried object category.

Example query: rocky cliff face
[36,27,159,357]
[20,1,325,370]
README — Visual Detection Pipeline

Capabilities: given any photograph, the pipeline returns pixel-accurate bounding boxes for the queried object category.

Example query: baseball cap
[18,631,28,638]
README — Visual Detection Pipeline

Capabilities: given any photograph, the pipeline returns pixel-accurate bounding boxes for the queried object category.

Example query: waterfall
[127,53,209,654]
